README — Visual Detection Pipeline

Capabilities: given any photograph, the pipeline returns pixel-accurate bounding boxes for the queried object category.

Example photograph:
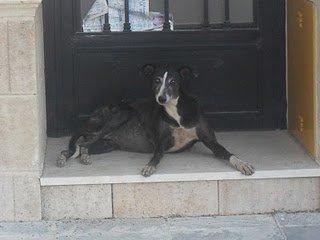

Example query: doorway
[43,0,286,137]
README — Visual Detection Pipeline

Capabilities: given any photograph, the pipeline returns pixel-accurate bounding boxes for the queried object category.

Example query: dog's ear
[141,64,156,77]
[179,66,197,79]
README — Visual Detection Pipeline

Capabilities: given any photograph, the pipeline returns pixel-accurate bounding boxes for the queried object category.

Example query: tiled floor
[1,212,320,240]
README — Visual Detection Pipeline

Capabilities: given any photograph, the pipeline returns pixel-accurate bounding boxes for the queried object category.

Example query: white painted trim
[40,168,320,186]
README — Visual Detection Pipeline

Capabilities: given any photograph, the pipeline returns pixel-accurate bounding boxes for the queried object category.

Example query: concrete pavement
[0,212,319,239]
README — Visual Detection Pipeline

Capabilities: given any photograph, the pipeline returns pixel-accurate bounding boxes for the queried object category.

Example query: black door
[43,0,286,137]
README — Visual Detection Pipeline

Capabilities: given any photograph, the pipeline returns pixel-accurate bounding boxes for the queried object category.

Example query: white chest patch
[164,98,198,152]
[168,127,198,152]
[164,98,180,125]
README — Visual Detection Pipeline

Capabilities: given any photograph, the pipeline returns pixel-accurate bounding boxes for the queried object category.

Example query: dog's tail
[68,134,82,159]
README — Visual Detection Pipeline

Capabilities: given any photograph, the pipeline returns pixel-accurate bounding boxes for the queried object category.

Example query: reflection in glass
[82,0,172,32]
[80,0,254,32]
[229,0,253,23]
[209,0,225,24]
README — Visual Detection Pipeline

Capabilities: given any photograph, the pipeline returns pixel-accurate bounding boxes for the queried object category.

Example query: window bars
[101,0,257,32]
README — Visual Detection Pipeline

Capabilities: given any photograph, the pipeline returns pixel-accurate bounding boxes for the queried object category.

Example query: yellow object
[287,0,316,156]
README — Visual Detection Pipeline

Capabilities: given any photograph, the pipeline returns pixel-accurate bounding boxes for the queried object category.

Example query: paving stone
[275,212,320,227]
[168,215,285,240]
[282,226,320,240]
[0,214,290,240]
[275,212,320,240]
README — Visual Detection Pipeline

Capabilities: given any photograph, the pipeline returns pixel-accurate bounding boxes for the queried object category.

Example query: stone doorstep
[41,177,320,220]
[40,131,320,220]
[41,131,320,186]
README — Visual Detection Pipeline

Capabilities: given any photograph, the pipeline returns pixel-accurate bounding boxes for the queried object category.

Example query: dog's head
[142,65,194,105]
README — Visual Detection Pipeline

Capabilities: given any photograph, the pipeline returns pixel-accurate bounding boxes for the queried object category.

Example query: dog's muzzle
[157,95,167,104]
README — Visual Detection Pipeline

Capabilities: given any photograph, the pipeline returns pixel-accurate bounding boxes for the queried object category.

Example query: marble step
[40,131,320,220]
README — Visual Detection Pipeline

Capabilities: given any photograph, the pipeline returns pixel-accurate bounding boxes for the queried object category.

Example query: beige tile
[8,18,36,94]
[41,185,112,220]
[0,176,14,221]
[0,20,9,94]
[13,176,41,221]
[113,181,218,218]
[219,178,320,215]
[0,96,41,171]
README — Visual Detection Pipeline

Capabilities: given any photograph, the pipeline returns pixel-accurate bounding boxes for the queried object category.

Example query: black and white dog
[57,65,254,177]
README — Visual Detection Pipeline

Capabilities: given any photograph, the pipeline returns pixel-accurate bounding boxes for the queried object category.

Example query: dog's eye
[154,78,161,84]
[169,79,176,85]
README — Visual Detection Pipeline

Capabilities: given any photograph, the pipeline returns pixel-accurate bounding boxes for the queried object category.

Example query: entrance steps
[41,131,320,220]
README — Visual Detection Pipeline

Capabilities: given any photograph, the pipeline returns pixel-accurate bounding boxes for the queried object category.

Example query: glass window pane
[82,0,156,32]
[170,0,203,25]
[81,0,96,20]
[150,0,202,27]
[80,0,255,32]
[81,0,108,32]
[209,0,225,24]
[229,0,253,23]
[149,1,163,14]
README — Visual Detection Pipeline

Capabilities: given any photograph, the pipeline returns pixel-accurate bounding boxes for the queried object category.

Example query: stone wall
[0,0,45,221]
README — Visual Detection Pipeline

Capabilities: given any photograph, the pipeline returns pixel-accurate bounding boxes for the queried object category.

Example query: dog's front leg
[204,140,254,175]
[197,127,254,176]
[141,145,164,177]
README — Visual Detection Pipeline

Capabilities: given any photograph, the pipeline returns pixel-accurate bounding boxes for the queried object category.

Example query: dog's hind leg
[56,135,87,167]
[79,146,91,165]
[56,105,135,167]
[57,144,81,168]
[57,150,74,167]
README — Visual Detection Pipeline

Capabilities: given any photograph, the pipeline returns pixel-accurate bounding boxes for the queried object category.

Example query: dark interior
[43,0,286,137]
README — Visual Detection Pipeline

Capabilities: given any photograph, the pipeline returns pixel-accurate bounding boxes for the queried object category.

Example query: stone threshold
[40,131,320,186]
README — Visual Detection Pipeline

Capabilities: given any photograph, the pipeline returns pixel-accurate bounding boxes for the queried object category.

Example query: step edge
[40,168,320,186]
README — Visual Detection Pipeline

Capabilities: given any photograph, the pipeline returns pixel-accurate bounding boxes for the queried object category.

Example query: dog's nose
[158,95,167,104]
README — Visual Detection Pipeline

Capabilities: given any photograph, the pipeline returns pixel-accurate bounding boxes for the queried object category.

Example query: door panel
[76,47,261,118]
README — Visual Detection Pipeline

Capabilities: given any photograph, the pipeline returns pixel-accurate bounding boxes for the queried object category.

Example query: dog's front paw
[56,154,67,168]
[141,163,156,177]
[80,154,92,165]
[229,156,255,176]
